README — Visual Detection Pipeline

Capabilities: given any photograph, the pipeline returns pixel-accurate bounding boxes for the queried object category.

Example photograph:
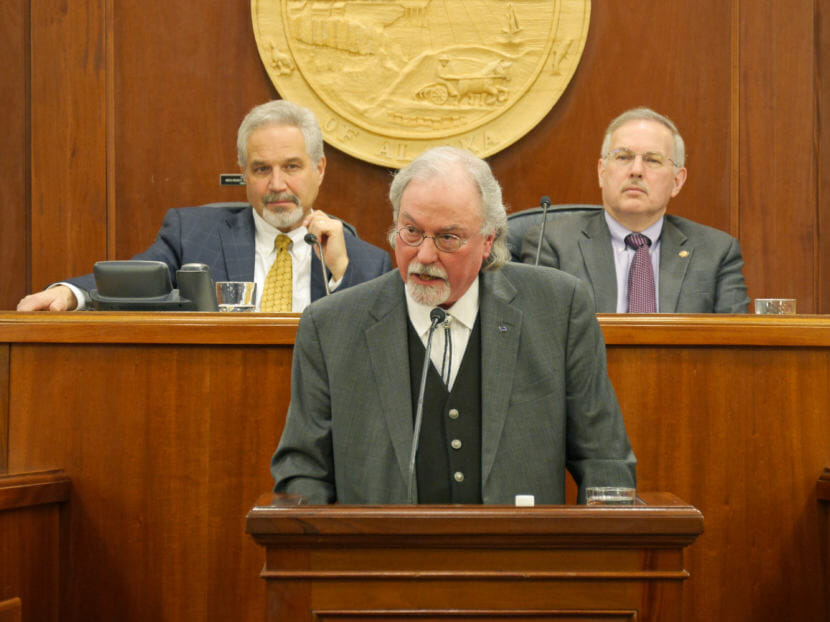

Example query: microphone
[407,307,446,504]
[304,232,330,296]
[533,195,552,266]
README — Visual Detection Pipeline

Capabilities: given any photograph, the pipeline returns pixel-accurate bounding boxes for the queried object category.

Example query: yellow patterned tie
[261,234,293,312]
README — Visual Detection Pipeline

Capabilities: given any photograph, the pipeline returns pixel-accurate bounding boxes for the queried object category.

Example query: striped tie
[261,234,293,312]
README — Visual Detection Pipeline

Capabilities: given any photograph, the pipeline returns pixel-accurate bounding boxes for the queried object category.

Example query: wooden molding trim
[0,469,70,511]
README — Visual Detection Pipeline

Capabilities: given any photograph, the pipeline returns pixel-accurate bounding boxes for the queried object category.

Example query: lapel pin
[498,325,507,333]
[679,250,689,258]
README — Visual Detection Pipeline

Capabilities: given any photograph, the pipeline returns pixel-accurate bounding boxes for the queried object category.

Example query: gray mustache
[262,192,300,206]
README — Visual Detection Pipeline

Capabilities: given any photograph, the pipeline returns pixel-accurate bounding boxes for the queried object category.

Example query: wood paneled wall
[1,1,827,311]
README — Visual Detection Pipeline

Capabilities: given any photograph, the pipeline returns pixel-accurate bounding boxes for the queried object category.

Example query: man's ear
[671,166,688,197]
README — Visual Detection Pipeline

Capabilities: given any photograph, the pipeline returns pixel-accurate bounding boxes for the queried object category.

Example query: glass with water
[215,281,257,312]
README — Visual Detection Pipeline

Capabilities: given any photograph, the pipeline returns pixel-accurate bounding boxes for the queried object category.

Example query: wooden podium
[246,492,703,621]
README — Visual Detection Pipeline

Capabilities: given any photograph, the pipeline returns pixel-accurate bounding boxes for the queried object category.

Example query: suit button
[448,408,460,419]
[454,471,464,482]
[451,439,462,450]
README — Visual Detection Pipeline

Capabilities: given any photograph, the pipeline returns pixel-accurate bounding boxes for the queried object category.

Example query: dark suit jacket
[520,211,750,313]
[271,264,636,505]
[67,205,392,302]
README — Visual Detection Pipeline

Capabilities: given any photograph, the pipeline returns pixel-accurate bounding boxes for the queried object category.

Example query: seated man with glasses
[271,146,636,505]
[521,107,750,313]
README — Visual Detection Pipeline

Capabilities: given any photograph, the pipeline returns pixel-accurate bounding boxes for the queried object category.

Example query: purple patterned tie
[625,233,656,313]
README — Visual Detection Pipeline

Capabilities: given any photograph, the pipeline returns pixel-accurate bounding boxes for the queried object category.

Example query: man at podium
[271,146,635,505]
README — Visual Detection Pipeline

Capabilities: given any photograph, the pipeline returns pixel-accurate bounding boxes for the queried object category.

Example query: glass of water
[215,281,257,312]
[585,486,637,506]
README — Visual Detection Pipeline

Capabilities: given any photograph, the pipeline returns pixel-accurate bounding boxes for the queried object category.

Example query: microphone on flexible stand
[533,195,552,266]
[407,306,446,504]
[304,233,330,296]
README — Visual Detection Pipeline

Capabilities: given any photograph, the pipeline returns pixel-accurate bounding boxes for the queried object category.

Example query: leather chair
[201,202,359,238]
[506,204,602,262]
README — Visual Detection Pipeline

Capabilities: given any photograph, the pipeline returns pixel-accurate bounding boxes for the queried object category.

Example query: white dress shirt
[405,277,479,390]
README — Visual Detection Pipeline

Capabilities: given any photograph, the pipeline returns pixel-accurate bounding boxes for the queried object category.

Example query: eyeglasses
[396,225,468,253]
[603,148,678,169]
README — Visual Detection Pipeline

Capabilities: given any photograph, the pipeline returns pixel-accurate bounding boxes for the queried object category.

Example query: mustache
[262,192,301,207]
[408,261,448,280]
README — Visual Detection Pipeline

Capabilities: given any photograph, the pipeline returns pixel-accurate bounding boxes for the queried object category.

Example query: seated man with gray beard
[17,100,391,312]
[271,146,636,505]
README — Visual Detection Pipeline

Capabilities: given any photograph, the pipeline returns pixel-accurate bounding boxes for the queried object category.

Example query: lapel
[478,269,523,486]
[658,217,691,313]
[578,213,617,312]
[363,274,415,486]
[217,208,256,281]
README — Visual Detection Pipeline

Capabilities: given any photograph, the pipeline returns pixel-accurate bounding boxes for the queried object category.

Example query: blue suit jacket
[68,205,393,301]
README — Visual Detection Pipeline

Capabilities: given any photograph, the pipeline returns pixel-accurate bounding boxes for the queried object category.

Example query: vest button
[448,408,460,419]
[451,439,462,450]
[453,471,464,482]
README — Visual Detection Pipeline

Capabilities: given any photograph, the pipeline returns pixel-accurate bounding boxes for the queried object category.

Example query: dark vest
[408,317,482,503]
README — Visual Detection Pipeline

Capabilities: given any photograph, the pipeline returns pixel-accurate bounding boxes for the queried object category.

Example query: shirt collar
[604,211,664,250]
[252,208,308,253]
[405,276,480,336]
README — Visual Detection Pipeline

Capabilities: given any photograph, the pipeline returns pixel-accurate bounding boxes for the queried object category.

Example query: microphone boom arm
[533,195,552,266]
[304,233,331,296]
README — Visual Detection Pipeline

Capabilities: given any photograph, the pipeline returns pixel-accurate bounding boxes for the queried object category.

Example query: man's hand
[17,285,79,311]
[304,210,349,281]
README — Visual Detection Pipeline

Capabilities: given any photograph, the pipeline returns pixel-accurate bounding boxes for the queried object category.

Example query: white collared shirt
[252,209,312,312]
[604,212,663,313]
[252,209,344,312]
[405,277,479,390]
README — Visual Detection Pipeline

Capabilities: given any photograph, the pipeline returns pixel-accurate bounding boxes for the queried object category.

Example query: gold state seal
[252,0,590,168]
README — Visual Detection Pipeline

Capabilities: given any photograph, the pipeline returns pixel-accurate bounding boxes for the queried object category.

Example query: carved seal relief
[252,0,590,167]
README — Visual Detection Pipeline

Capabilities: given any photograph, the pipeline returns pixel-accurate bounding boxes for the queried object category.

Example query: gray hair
[237,100,324,168]
[388,146,509,271]
[600,107,686,168]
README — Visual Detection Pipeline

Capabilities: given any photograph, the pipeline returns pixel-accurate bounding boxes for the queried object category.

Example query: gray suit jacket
[520,211,750,313]
[271,264,636,505]
[67,205,393,301]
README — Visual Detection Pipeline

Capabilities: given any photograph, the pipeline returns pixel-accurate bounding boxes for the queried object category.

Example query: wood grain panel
[111,2,275,259]
[605,345,829,621]
[7,342,292,622]
[0,470,69,622]
[29,0,108,292]
[738,0,818,310]
[0,0,29,311]
[820,468,830,617]
[2,314,829,621]
[820,0,830,314]
[0,598,21,622]
[0,345,8,473]
[249,494,701,622]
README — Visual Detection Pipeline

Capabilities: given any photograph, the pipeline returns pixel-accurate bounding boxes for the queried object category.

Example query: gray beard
[260,204,304,230]
[406,277,450,307]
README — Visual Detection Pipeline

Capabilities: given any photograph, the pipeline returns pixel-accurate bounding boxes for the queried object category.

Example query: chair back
[200,202,359,237]
[506,204,602,261]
